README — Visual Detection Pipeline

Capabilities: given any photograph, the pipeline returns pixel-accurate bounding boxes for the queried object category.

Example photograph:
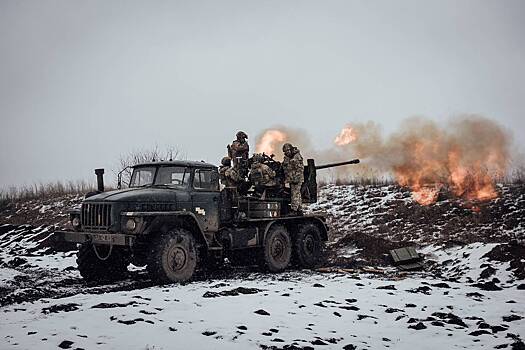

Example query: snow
[0,268,21,288]
[1,271,523,350]
[1,184,524,349]
[338,246,362,259]
[23,252,79,272]
[422,243,517,287]
[1,239,523,350]
[39,205,52,214]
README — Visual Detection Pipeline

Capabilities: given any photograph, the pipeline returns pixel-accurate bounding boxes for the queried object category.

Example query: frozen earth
[1,244,524,350]
[1,184,524,349]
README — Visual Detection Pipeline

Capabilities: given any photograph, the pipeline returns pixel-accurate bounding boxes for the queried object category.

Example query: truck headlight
[125,218,137,231]
[71,216,81,230]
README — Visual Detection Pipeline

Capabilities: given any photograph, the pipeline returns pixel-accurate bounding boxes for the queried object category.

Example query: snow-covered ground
[1,184,524,349]
[1,272,523,350]
[1,244,524,350]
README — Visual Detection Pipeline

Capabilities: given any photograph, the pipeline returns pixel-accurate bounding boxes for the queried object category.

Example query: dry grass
[318,175,394,187]
[505,166,525,184]
[319,166,525,188]
[0,180,96,206]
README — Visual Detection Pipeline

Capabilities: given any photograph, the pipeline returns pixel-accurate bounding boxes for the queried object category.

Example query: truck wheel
[263,225,292,272]
[147,229,197,284]
[77,243,129,282]
[294,224,322,268]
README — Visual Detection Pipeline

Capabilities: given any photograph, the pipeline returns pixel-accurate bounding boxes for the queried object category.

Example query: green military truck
[55,158,359,284]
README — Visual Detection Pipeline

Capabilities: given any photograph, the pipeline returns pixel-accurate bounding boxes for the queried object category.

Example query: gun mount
[302,158,360,203]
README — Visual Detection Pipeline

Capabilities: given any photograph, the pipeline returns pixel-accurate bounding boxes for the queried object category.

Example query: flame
[411,185,441,206]
[391,142,499,205]
[331,117,507,206]
[334,126,357,146]
[255,129,288,155]
[447,150,494,201]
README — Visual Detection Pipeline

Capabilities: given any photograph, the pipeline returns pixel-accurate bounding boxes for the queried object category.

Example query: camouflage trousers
[290,183,302,211]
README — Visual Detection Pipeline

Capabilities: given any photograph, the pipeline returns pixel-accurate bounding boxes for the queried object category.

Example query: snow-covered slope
[310,184,524,244]
[1,184,524,349]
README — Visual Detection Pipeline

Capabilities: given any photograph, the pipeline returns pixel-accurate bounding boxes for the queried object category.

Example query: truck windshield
[130,167,156,187]
[154,166,189,188]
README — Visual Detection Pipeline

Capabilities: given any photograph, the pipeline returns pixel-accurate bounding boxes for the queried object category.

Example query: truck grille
[81,203,112,230]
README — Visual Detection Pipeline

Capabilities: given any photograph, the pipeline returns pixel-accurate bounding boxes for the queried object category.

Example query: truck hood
[85,187,181,202]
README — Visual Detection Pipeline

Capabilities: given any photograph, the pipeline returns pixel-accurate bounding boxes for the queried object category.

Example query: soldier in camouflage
[282,143,304,213]
[228,131,249,164]
[250,153,277,187]
[219,157,242,188]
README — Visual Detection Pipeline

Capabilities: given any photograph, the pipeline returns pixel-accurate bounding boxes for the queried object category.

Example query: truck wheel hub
[169,247,187,271]
[303,235,315,255]
[271,237,285,260]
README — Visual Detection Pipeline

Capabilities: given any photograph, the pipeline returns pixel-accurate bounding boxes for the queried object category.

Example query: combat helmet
[252,153,263,163]
[236,131,248,140]
[282,143,294,153]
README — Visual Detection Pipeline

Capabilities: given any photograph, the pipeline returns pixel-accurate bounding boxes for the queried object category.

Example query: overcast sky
[1,0,524,187]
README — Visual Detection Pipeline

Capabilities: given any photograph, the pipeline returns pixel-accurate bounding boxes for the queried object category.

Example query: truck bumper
[55,231,136,246]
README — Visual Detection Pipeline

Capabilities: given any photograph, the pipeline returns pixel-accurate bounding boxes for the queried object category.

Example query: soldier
[250,153,277,187]
[228,131,249,170]
[282,143,304,213]
[218,157,242,188]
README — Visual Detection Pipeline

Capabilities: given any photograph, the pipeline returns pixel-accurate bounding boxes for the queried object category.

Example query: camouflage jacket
[283,151,304,184]
[250,163,277,186]
[219,165,242,187]
[230,140,249,160]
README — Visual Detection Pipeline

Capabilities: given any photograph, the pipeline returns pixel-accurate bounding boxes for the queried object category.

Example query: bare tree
[115,146,184,187]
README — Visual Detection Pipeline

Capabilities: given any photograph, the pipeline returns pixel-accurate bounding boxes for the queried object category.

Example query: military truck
[55,158,359,284]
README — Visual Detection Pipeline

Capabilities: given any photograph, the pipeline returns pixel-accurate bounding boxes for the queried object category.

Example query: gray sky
[1,0,524,187]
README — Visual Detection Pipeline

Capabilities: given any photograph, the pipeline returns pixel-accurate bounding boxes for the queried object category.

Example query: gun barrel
[315,159,360,170]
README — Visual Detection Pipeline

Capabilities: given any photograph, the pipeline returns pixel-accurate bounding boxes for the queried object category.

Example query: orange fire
[334,126,357,146]
[411,185,441,206]
[448,149,498,202]
[255,129,288,155]
[392,141,500,205]
[332,118,506,206]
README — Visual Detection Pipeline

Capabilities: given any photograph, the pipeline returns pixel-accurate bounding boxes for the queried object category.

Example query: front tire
[294,224,322,268]
[263,225,292,272]
[147,229,198,284]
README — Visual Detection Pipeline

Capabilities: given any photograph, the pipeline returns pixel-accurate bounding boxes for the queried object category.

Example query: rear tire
[263,225,292,272]
[77,243,129,282]
[294,224,322,268]
[147,229,198,284]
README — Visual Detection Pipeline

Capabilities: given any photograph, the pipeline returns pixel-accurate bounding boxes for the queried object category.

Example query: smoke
[255,115,513,204]
[255,126,314,160]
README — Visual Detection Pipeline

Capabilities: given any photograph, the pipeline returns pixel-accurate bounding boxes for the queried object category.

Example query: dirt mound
[310,184,524,267]
[483,243,525,280]
[0,194,83,228]
[327,231,410,267]
[312,184,524,245]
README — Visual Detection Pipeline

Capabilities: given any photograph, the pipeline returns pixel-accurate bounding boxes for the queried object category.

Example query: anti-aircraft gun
[302,158,361,203]
[250,154,360,204]
[238,156,360,218]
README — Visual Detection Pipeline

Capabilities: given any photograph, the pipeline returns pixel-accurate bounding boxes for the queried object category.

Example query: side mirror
[117,166,131,190]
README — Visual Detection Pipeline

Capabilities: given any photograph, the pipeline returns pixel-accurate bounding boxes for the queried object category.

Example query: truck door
[191,168,220,232]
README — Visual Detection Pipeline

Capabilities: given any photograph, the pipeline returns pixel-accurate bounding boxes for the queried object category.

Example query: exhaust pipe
[95,168,105,192]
